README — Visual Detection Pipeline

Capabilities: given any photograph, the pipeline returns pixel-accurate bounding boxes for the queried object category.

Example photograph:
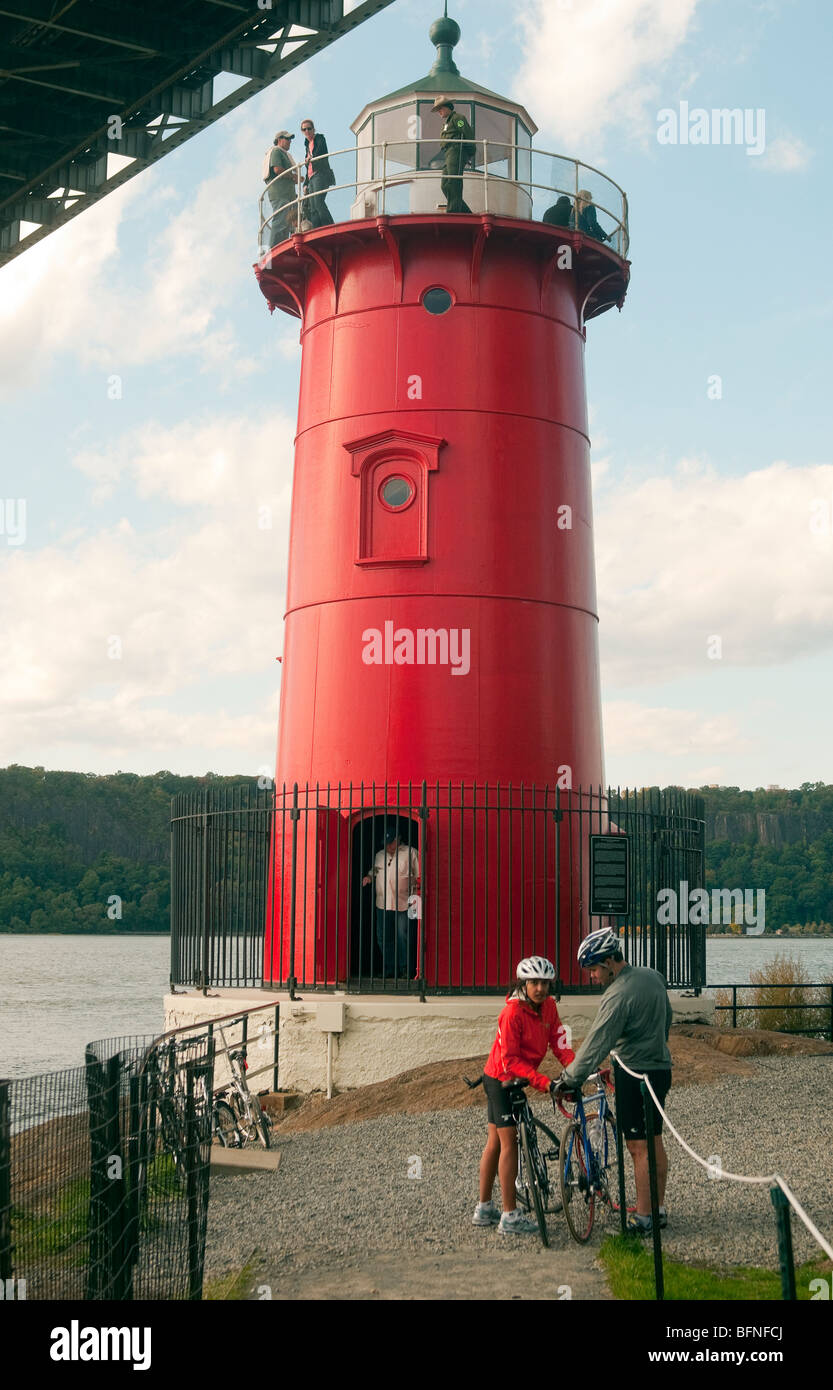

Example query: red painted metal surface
[258,214,628,987]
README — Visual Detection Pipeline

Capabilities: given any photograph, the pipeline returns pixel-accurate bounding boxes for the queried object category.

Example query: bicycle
[464,1074,561,1247]
[212,1027,271,1149]
[554,1069,618,1243]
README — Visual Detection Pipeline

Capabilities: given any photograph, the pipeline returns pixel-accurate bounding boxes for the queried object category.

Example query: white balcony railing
[258,140,629,259]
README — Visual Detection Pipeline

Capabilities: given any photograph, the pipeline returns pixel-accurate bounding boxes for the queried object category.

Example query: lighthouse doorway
[350,811,421,988]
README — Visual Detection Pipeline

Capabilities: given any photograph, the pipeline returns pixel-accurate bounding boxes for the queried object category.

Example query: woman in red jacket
[474,956,576,1235]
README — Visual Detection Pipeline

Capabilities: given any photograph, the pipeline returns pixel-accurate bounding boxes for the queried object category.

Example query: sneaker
[658,1206,668,1229]
[498,1209,540,1236]
[626,1214,654,1235]
[472,1201,500,1227]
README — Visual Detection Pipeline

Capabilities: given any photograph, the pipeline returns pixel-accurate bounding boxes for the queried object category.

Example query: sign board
[590,834,630,915]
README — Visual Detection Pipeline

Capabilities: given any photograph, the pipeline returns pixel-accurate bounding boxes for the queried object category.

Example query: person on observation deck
[301,118,335,228]
[473,957,575,1236]
[554,928,672,1235]
[572,189,610,242]
[263,131,298,248]
[431,96,474,214]
[543,194,572,227]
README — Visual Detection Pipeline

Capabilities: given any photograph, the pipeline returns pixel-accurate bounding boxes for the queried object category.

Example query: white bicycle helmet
[516,955,556,980]
[577,927,619,968]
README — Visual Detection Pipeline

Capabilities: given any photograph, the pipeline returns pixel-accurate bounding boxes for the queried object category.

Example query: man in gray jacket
[556,928,672,1234]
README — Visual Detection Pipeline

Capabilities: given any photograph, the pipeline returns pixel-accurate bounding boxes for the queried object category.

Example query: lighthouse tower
[256,13,629,994]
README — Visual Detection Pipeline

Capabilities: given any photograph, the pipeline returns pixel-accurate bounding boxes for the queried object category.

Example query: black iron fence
[1,1031,215,1301]
[713,983,833,1040]
[171,783,706,995]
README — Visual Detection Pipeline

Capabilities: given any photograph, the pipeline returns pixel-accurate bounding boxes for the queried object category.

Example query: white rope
[609,1050,833,1257]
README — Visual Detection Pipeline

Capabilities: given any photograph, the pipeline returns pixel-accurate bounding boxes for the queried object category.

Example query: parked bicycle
[464,1074,561,1246]
[555,1068,618,1243]
[212,1027,271,1150]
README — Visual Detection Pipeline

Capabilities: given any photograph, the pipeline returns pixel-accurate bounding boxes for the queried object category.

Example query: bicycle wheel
[588,1113,617,1210]
[517,1118,561,1214]
[213,1100,241,1148]
[519,1122,549,1246]
[559,1120,595,1243]
[249,1094,271,1149]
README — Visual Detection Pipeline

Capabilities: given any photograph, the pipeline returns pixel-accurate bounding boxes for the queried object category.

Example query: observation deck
[254,11,630,324]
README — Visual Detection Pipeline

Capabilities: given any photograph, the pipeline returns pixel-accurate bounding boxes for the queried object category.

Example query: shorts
[613,1063,671,1141]
[482,1073,518,1129]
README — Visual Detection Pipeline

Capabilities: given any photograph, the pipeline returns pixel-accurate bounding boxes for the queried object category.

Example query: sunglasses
[302,125,313,131]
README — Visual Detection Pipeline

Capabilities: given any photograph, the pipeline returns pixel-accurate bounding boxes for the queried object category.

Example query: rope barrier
[609,1049,833,1262]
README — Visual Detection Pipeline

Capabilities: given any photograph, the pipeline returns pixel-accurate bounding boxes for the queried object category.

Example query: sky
[1,0,831,791]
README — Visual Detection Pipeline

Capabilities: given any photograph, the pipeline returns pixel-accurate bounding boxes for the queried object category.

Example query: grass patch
[13,1176,90,1261]
[599,1234,828,1301]
[202,1260,260,1301]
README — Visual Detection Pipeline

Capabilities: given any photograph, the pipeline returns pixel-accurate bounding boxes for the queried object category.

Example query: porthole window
[421,286,453,316]
[380,475,415,510]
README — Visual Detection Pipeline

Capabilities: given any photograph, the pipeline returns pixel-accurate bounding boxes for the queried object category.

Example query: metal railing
[713,982,833,1040]
[257,140,629,258]
[170,783,705,996]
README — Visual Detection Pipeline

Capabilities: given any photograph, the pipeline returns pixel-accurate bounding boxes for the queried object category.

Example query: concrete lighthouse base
[164,991,714,1096]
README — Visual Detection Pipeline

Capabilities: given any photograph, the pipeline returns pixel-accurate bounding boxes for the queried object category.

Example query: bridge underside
[0,0,396,266]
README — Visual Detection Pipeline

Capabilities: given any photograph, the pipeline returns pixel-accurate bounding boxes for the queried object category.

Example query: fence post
[0,1081,11,1283]
[184,1065,202,1301]
[770,1185,797,1300]
[612,1063,627,1235]
[829,984,833,1044]
[641,1080,664,1300]
[200,809,210,994]
[272,1005,280,1092]
[418,781,428,1002]
[288,783,300,1000]
[731,986,737,1030]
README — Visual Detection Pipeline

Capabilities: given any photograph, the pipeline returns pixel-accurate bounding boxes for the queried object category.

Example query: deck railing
[257,140,629,258]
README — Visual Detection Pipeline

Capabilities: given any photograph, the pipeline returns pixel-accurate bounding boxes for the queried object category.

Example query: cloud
[514,0,699,147]
[753,134,812,173]
[603,701,743,756]
[1,414,295,767]
[595,460,833,685]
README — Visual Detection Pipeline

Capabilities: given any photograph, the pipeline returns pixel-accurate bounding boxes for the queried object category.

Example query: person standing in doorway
[301,118,335,227]
[363,827,419,980]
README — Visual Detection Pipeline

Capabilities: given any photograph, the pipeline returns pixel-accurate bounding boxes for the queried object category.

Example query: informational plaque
[590,835,630,915]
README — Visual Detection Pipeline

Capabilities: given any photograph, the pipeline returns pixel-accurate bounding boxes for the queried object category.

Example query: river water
[2,933,832,1080]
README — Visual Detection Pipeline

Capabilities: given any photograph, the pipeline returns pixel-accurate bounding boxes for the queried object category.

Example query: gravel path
[203,1056,833,1299]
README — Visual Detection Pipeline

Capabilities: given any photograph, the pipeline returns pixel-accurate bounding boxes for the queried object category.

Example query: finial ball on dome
[429,15,461,48]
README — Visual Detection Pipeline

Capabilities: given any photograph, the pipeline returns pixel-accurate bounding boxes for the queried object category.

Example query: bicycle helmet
[516,956,555,980]
[577,927,619,968]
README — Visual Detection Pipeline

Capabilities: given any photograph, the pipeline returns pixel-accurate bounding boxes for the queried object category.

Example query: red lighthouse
[256,13,629,994]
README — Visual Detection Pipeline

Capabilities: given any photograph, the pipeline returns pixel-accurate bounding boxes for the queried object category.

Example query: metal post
[288,783,300,999]
[770,1185,797,1301]
[732,986,737,1030]
[418,781,428,1002]
[0,1082,11,1282]
[641,1080,664,1300]
[380,142,387,215]
[184,1066,201,1301]
[483,138,488,212]
[829,984,833,1043]
[200,809,210,995]
[272,1005,280,1092]
[612,1063,627,1235]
